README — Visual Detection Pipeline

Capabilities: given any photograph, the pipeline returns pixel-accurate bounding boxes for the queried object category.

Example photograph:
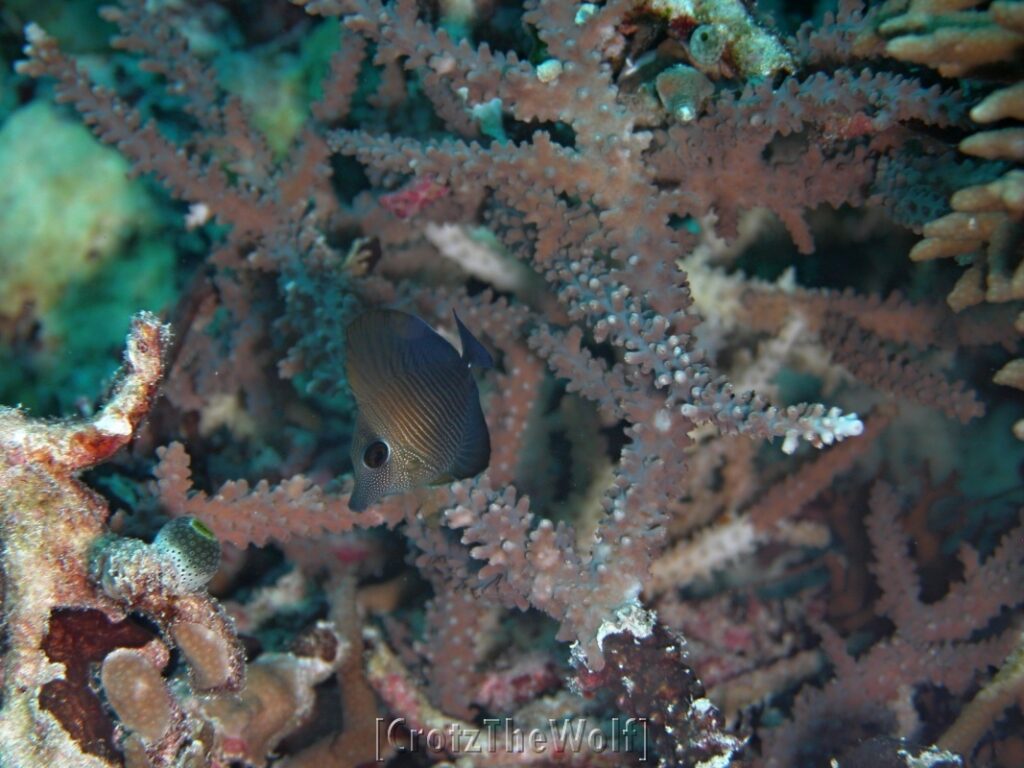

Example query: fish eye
[363,440,390,469]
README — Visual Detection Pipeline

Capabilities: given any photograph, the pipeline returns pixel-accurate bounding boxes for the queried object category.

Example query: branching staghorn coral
[762,481,1024,766]
[3,0,1022,766]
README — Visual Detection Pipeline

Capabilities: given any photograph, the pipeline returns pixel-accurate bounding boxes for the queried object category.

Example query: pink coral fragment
[379,176,450,219]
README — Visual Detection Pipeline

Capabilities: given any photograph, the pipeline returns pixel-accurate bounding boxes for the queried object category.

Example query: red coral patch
[39,608,156,762]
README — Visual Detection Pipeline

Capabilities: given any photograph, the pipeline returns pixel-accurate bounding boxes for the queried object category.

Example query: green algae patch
[0,102,174,412]
[0,102,155,324]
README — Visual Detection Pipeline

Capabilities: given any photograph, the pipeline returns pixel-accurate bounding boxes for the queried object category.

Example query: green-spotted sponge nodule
[153,516,221,592]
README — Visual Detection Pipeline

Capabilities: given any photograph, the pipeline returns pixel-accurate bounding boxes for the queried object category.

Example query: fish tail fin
[453,310,494,369]
[451,397,491,479]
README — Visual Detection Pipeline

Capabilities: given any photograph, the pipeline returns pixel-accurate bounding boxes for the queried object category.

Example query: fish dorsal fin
[449,391,491,479]
[347,309,460,386]
[453,311,493,369]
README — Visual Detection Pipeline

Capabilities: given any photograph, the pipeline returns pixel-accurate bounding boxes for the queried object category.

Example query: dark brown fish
[345,309,492,511]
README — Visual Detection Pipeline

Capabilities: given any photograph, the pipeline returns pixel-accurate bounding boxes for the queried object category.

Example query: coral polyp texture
[0,0,1023,766]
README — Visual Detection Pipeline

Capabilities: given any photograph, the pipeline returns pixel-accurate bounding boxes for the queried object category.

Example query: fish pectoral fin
[449,395,491,479]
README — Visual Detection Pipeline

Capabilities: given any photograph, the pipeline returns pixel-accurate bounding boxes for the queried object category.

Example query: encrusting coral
[871,0,1024,435]
[0,315,349,767]
[0,312,189,766]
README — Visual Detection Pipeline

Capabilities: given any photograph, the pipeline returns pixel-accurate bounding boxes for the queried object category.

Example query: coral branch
[0,313,171,766]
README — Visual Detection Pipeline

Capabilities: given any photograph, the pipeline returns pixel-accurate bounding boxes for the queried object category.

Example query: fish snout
[348,484,371,512]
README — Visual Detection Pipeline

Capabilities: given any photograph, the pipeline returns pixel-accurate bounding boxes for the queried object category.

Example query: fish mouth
[348,486,370,512]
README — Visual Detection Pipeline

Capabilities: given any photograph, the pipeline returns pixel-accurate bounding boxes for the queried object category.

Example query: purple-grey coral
[1,0,1022,766]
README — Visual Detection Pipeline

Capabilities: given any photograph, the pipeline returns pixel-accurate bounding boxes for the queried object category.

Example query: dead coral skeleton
[0,313,190,766]
[0,316,349,767]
